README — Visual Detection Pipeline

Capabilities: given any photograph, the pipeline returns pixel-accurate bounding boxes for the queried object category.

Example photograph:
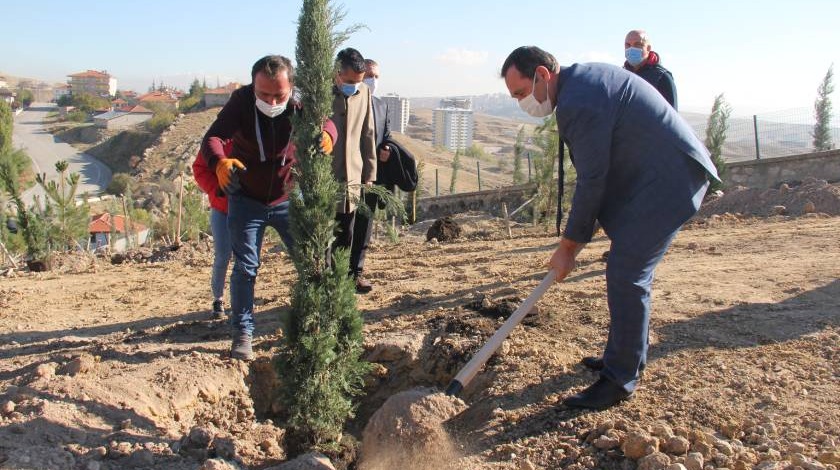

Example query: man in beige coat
[330,47,377,272]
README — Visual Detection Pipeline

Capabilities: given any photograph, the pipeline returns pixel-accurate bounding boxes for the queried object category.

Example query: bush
[67,110,88,123]
[146,111,175,133]
[106,173,134,196]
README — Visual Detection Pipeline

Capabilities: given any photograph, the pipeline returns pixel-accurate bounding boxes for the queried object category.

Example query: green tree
[16,89,34,108]
[512,125,526,185]
[275,0,369,451]
[704,93,732,192]
[106,173,135,196]
[35,161,91,250]
[0,160,48,261]
[0,100,12,154]
[70,93,110,114]
[530,115,559,225]
[812,64,834,152]
[449,149,460,193]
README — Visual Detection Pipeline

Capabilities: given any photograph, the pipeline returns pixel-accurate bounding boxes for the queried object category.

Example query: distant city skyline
[3,0,840,116]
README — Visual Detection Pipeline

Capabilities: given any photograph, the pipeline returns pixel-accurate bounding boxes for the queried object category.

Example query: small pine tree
[0,160,48,261]
[35,161,91,250]
[449,149,460,194]
[276,0,368,451]
[530,115,559,225]
[812,64,834,152]
[512,125,526,185]
[704,93,732,192]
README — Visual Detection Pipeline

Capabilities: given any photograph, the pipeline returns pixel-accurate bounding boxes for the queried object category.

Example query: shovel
[445,270,557,396]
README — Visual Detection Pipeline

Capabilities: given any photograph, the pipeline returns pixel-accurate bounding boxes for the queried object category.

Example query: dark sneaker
[212,300,225,319]
[355,274,373,294]
[230,332,254,361]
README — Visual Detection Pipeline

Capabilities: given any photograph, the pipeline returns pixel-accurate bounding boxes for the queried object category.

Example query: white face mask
[363,77,378,95]
[255,95,287,118]
[518,73,554,118]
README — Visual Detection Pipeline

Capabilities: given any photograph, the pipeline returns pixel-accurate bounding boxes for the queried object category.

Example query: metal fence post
[435,168,439,197]
[527,152,532,182]
[476,161,481,191]
[753,115,761,160]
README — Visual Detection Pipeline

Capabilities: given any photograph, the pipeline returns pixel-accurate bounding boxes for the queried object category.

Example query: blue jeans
[227,194,294,336]
[601,228,680,393]
[210,208,232,301]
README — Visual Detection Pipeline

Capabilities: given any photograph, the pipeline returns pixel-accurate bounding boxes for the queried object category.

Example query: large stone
[684,452,704,470]
[819,451,840,465]
[623,432,659,460]
[594,434,621,450]
[664,436,690,455]
[200,459,241,470]
[60,354,97,376]
[638,452,671,470]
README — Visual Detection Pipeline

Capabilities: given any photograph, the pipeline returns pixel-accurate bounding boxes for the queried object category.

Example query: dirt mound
[110,241,213,266]
[360,388,466,470]
[699,179,840,217]
[426,217,461,242]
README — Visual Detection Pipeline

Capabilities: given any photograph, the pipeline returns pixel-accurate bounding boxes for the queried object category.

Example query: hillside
[0,212,837,469]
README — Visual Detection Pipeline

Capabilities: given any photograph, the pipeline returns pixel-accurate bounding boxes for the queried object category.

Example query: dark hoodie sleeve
[657,70,678,111]
[201,88,245,169]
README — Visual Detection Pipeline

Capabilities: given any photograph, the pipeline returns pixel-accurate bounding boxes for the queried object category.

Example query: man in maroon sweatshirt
[202,55,336,360]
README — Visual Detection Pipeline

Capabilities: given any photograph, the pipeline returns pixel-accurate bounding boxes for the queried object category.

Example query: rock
[771,205,787,215]
[85,461,101,470]
[778,183,791,194]
[690,440,713,459]
[791,453,828,470]
[789,442,809,455]
[666,465,688,470]
[715,439,735,456]
[126,449,155,467]
[623,432,660,460]
[520,459,537,470]
[200,458,241,470]
[819,451,840,465]
[1,400,15,415]
[266,452,336,469]
[803,201,817,213]
[652,423,675,440]
[638,452,671,470]
[60,354,97,376]
[35,362,58,379]
[594,434,621,450]
[664,436,691,455]
[187,426,215,448]
[259,438,281,456]
[684,452,704,470]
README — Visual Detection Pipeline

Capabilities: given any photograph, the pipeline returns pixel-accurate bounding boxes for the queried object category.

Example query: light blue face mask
[625,47,645,66]
[340,83,359,96]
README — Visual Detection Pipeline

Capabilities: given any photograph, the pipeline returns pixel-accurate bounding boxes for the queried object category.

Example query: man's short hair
[336,48,366,74]
[251,55,294,82]
[364,58,379,68]
[500,46,559,79]
[626,29,650,46]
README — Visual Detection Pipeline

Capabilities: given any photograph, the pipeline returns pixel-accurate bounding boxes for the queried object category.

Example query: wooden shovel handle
[445,271,557,396]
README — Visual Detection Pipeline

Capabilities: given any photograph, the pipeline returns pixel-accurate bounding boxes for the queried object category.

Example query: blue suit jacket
[556,63,719,246]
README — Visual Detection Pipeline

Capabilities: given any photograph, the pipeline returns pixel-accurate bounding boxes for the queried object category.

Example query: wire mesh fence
[688,107,840,162]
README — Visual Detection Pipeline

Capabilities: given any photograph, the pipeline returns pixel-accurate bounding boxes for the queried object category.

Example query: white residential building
[382,94,410,134]
[432,97,474,151]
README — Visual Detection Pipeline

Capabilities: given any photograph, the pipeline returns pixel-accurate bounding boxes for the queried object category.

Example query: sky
[3,0,840,116]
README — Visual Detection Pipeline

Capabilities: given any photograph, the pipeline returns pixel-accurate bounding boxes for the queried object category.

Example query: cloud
[435,48,490,67]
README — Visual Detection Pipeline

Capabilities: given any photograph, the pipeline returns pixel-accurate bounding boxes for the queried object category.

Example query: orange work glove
[320,130,334,154]
[215,158,246,194]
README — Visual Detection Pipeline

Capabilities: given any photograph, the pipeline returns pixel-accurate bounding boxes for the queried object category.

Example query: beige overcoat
[331,84,376,213]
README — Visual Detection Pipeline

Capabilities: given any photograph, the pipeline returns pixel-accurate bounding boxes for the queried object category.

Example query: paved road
[12,103,112,205]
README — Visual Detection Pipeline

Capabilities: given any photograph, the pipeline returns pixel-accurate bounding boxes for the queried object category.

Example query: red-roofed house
[137,91,179,111]
[203,82,241,107]
[89,213,149,252]
[67,70,117,97]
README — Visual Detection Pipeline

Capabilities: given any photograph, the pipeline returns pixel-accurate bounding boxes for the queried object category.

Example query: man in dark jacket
[502,46,717,409]
[349,58,390,294]
[624,29,678,110]
[202,55,337,361]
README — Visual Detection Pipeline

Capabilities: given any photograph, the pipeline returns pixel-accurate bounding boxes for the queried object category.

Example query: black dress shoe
[581,356,605,370]
[580,356,646,372]
[563,377,632,410]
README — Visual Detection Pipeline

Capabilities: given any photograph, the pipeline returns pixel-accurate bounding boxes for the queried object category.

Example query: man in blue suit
[501,46,719,409]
